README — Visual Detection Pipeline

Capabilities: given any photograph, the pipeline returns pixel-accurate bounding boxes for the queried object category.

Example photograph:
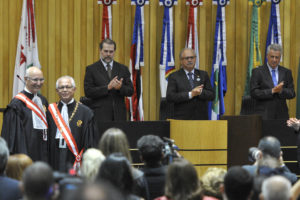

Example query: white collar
[60,98,74,105]
[100,59,114,68]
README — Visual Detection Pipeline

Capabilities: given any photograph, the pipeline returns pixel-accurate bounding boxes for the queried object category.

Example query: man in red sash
[48,76,95,172]
[1,66,48,162]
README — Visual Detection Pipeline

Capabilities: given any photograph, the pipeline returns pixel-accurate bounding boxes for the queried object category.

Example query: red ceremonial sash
[15,93,48,128]
[48,103,83,169]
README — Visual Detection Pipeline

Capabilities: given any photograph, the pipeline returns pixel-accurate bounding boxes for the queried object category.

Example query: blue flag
[208,0,229,120]
[265,0,282,63]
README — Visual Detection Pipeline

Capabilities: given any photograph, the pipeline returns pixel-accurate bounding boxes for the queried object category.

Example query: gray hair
[0,137,9,173]
[179,48,195,59]
[267,43,282,55]
[55,75,76,89]
[261,176,291,200]
[81,148,105,182]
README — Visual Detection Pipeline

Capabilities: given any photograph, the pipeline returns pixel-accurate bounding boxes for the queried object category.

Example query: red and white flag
[13,0,41,97]
[98,0,117,40]
[127,0,149,121]
[185,0,203,69]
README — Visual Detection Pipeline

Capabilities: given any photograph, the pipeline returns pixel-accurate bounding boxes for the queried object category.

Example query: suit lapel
[97,60,110,80]
[262,64,275,87]
[278,66,284,83]
[111,62,118,79]
[194,70,202,87]
[179,69,192,90]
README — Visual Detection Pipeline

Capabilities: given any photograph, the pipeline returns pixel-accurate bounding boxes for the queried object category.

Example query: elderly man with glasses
[166,48,214,120]
[2,66,49,162]
[48,75,95,173]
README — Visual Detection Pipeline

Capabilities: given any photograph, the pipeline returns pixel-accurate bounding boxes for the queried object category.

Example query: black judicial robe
[1,90,49,162]
[48,101,95,172]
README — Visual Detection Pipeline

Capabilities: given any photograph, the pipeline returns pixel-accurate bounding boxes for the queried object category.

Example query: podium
[221,115,262,167]
[169,119,227,175]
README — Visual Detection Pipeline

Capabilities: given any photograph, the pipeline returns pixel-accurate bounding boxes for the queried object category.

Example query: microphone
[17,75,26,85]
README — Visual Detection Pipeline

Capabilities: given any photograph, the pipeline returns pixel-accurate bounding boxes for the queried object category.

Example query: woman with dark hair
[96,153,142,200]
[98,128,147,198]
[155,158,203,200]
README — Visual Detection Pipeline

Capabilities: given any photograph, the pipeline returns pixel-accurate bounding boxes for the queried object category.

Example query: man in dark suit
[84,39,133,123]
[166,48,214,120]
[250,44,295,120]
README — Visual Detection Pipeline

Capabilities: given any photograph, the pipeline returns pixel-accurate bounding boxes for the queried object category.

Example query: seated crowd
[2,130,300,200]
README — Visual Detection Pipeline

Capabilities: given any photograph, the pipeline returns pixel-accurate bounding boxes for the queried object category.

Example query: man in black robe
[1,66,48,162]
[48,76,95,172]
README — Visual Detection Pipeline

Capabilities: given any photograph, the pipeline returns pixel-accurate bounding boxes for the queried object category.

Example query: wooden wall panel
[0,0,300,130]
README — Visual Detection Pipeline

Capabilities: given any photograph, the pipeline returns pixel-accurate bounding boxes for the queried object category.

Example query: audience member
[21,161,54,200]
[0,137,22,200]
[81,148,105,182]
[96,153,142,200]
[6,153,33,180]
[155,158,203,200]
[242,136,297,184]
[260,175,292,200]
[64,180,125,200]
[201,167,226,200]
[99,128,147,198]
[137,135,167,200]
[223,166,253,200]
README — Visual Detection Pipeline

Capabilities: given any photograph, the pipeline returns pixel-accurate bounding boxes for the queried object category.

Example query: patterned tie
[272,69,277,86]
[107,64,112,79]
[188,72,194,88]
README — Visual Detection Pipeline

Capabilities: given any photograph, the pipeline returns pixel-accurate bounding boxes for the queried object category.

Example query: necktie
[272,69,277,86]
[188,72,194,88]
[107,64,112,79]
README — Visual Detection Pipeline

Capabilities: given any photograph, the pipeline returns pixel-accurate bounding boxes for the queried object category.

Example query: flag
[243,0,266,97]
[297,58,300,118]
[127,0,149,121]
[98,0,117,40]
[208,0,229,120]
[265,0,282,63]
[185,0,203,69]
[13,0,41,98]
[159,0,177,98]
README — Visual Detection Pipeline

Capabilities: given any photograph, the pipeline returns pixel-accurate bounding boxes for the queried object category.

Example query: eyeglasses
[27,77,45,83]
[181,56,196,61]
[57,86,73,90]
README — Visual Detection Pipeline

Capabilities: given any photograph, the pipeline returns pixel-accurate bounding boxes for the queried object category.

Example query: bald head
[25,66,43,77]
[24,66,44,94]
[261,176,291,200]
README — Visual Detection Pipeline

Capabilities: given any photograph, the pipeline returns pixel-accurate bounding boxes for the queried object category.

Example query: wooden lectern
[169,119,227,176]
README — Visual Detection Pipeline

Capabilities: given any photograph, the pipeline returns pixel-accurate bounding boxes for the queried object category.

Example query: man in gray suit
[250,44,295,120]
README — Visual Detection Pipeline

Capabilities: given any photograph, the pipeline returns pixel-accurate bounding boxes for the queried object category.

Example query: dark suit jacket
[0,175,22,200]
[250,64,295,120]
[84,60,133,121]
[166,68,214,120]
